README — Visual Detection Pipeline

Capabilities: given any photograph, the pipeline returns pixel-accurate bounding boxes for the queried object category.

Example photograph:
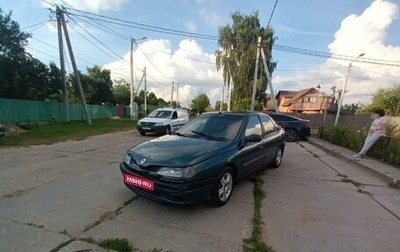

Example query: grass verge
[99,238,132,252]
[243,173,275,252]
[0,118,135,146]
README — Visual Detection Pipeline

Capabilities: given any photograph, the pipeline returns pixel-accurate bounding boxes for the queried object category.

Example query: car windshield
[148,110,172,118]
[176,113,244,141]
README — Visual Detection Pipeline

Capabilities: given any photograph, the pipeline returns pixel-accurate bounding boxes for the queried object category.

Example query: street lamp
[334,53,365,127]
[130,36,147,120]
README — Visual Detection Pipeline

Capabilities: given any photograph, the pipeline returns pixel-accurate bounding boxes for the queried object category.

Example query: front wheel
[165,125,171,135]
[269,147,283,169]
[285,129,298,142]
[212,167,234,207]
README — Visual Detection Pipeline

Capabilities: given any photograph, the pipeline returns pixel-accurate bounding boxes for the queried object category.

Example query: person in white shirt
[353,109,388,158]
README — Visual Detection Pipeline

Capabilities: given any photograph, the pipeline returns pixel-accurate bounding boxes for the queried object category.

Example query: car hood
[139,117,169,123]
[127,135,234,167]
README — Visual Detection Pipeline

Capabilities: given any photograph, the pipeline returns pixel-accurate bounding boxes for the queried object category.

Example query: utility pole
[59,6,91,125]
[334,53,365,127]
[171,81,174,107]
[144,67,147,115]
[220,84,225,112]
[251,36,262,111]
[260,49,278,112]
[129,37,146,118]
[251,36,278,112]
[227,82,232,111]
[56,7,69,122]
[130,38,134,119]
[176,82,179,107]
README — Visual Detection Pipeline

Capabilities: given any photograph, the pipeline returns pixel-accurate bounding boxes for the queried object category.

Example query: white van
[137,108,189,135]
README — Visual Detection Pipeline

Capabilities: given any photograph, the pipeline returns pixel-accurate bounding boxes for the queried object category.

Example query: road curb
[307,138,400,189]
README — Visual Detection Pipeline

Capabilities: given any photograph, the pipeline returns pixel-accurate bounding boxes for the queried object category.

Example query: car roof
[268,112,302,120]
[202,111,264,116]
[154,107,186,112]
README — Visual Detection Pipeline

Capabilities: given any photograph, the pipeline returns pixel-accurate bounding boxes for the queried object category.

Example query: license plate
[124,174,154,191]
[142,127,151,130]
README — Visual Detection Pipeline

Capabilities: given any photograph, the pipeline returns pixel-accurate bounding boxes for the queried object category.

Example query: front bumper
[119,162,214,206]
[137,125,168,134]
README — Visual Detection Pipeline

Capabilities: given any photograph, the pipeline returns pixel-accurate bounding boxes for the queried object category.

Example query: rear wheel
[212,167,234,207]
[285,129,297,142]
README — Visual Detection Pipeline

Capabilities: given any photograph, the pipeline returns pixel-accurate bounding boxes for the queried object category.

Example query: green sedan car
[120,111,286,207]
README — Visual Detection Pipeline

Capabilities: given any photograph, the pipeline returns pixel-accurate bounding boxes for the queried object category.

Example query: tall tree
[191,92,210,114]
[0,9,30,59]
[68,66,113,104]
[342,103,360,115]
[0,9,62,101]
[215,11,276,111]
[0,8,30,98]
[356,84,400,116]
[112,78,130,105]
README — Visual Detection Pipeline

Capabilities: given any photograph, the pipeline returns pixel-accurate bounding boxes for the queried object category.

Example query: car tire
[166,125,171,135]
[139,131,146,136]
[212,167,234,207]
[269,147,283,169]
[285,129,298,142]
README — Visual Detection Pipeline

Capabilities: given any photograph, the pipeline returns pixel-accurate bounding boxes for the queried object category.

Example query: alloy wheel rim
[286,131,296,141]
[218,173,233,202]
[276,149,282,165]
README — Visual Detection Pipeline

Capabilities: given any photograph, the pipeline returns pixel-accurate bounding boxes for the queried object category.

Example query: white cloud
[274,0,400,105]
[327,0,400,104]
[42,0,131,12]
[104,39,224,107]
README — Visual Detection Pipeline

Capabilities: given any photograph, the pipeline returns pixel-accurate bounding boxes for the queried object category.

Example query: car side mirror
[245,134,262,143]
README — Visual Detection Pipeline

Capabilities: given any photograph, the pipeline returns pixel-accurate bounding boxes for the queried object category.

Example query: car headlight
[157,167,196,179]
[137,121,142,126]
[154,122,164,126]
[123,153,131,165]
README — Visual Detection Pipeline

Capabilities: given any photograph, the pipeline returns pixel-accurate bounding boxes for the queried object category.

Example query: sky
[2,0,400,108]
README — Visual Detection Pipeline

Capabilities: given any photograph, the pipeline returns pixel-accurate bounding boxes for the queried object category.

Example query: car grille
[141,122,156,126]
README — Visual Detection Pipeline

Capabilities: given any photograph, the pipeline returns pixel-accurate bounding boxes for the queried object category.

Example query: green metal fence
[0,98,122,124]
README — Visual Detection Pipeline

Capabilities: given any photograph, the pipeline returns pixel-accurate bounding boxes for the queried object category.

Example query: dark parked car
[0,124,5,137]
[120,111,286,207]
[268,113,310,142]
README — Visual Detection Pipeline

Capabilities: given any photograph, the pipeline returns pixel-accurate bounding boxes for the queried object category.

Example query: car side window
[172,111,178,119]
[260,115,276,136]
[245,115,262,137]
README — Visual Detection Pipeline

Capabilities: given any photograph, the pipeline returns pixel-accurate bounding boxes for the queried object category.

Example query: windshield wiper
[191,130,225,141]
[174,132,186,137]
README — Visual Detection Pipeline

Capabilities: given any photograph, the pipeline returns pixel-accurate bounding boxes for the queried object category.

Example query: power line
[273,45,400,67]
[59,5,400,68]
[276,66,346,72]
[21,20,49,30]
[66,15,126,63]
[267,0,279,27]
[65,11,218,40]
[60,1,129,40]
[134,42,172,82]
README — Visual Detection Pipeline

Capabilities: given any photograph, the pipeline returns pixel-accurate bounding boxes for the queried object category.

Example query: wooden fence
[290,112,400,137]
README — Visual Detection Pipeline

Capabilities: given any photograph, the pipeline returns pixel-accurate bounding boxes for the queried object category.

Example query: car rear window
[270,114,287,122]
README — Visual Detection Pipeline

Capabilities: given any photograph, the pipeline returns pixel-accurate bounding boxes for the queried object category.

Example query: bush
[320,126,400,167]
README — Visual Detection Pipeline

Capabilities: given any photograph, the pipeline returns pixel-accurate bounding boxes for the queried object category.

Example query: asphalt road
[262,141,400,252]
[0,131,399,252]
